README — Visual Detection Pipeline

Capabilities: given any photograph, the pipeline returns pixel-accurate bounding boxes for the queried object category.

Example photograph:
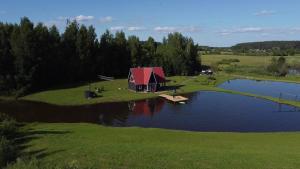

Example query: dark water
[289,69,300,75]
[0,91,300,132]
[219,79,300,101]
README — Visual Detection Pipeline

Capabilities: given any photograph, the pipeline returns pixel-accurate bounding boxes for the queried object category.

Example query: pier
[159,94,188,103]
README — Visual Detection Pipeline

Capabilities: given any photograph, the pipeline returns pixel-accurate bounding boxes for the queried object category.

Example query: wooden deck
[159,94,188,102]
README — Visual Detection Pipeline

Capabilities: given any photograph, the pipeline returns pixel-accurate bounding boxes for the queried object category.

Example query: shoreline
[0,74,299,107]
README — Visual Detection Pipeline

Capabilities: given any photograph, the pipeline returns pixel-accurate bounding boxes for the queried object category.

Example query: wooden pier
[159,94,188,103]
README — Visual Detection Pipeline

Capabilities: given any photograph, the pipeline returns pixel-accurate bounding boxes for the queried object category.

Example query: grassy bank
[15,123,300,169]
[21,75,231,105]
[20,74,300,108]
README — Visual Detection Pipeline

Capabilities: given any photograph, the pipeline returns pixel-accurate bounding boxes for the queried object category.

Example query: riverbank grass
[21,75,230,105]
[16,123,300,169]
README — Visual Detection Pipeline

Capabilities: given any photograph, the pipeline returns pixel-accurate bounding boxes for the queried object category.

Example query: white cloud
[154,26,177,32]
[128,26,146,31]
[99,16,113,23]
[218,27,300,36]
[218,27,266,35]
[154,26,200,33]
[254,10,276,16]
[235,27,265,33]
[110,26,125,31]
[74,15,94,22]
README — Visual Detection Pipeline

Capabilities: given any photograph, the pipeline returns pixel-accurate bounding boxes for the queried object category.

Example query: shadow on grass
[15,127,71,160]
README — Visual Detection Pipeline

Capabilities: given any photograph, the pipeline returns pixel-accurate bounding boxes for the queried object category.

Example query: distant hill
[230,41,300,56]
[232,41,300,51]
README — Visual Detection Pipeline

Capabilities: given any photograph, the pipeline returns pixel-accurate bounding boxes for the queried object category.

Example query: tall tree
[0,23,15,92]
[10,17,37,95]
[128,35,142,67]
[113,31,130,76]
[61,21,79,82]
[142,36,156,66]
[99,30,114,76]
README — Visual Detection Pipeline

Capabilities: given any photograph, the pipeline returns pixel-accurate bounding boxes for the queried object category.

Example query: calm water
[219,79,300,101]
[289,69,300,76]
[1,91,300,132]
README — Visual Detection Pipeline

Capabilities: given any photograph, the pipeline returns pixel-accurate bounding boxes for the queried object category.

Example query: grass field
[15,123,300,169]
[21,75,231,105]
[6,55,300,169]
[201,54,300,66]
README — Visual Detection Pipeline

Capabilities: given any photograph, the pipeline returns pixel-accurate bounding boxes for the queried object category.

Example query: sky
[1,0,300,47]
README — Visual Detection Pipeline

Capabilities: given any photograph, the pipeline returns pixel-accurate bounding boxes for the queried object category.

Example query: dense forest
[0,17,201,96]
[200,41,300,56]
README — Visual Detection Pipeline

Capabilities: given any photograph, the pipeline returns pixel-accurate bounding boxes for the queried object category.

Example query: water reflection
[129,99,165,117]
[1,91,300,132]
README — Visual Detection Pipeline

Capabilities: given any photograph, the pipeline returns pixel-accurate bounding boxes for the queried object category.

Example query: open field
[14,123,300,169]
[202,54,300,66]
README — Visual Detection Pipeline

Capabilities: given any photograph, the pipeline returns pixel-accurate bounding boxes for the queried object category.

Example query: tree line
[231,41,300,56]
[0,17,201,96]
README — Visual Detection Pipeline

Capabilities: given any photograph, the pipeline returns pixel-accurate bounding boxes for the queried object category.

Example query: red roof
[131,99,165,116]
[130,67,166,85]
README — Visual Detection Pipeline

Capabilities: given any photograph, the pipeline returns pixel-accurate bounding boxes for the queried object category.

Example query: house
[128,67,166,92]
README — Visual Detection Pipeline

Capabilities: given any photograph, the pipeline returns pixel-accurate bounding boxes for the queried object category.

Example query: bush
[6,158,95,169]
[267,56,288,76]
[5,158,39,169]
[207,76,216,81]
[210,62,219,72]
[223,65,237,74]
[0,118,17,139]
[217,58,240,65]
[0,137,16,168]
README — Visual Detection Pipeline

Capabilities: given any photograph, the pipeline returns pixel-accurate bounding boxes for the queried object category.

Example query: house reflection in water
[128,99,165,117]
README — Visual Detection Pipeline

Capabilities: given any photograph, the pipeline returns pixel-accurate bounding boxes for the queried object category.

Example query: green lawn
[17,123,300,169]
[7,55,300,169]
[21,75,231,105]
[18,54,300,107]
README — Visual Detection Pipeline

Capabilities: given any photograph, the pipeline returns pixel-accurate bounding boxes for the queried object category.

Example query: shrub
[6,158,95,169]
[0,118,17,139]
[223,65,237,74]
[207,76,216,81]
[267,56,288,76]
[0,137,16,168]
[210,62,219,72]
[217,58,240,65]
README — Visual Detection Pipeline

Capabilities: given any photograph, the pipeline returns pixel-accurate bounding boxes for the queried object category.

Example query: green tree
[128,35,142,67]
[76,25,98,80]
[99,30,114,76]
[0,23,15,93]
[113,31,130,76]
[143,36,156,66]
[10,17,37,96]
[61,21,79,82]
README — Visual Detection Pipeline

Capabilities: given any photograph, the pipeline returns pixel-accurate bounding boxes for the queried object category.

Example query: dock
[159,94,188,103]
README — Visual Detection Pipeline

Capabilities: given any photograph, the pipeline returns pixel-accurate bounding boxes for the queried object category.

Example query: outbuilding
[128,67,166,92]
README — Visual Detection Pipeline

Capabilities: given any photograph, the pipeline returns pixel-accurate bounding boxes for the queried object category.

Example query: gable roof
[130,67,166,85]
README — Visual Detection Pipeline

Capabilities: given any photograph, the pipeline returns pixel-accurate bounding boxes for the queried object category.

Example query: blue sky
[1,0,300,46]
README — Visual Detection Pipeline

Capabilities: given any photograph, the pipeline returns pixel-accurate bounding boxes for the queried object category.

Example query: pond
[1,91,300,132]
[219,79,300,101]
[289,69,300,76]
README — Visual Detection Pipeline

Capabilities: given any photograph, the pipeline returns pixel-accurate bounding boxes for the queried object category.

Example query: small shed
[128,67,166,92]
